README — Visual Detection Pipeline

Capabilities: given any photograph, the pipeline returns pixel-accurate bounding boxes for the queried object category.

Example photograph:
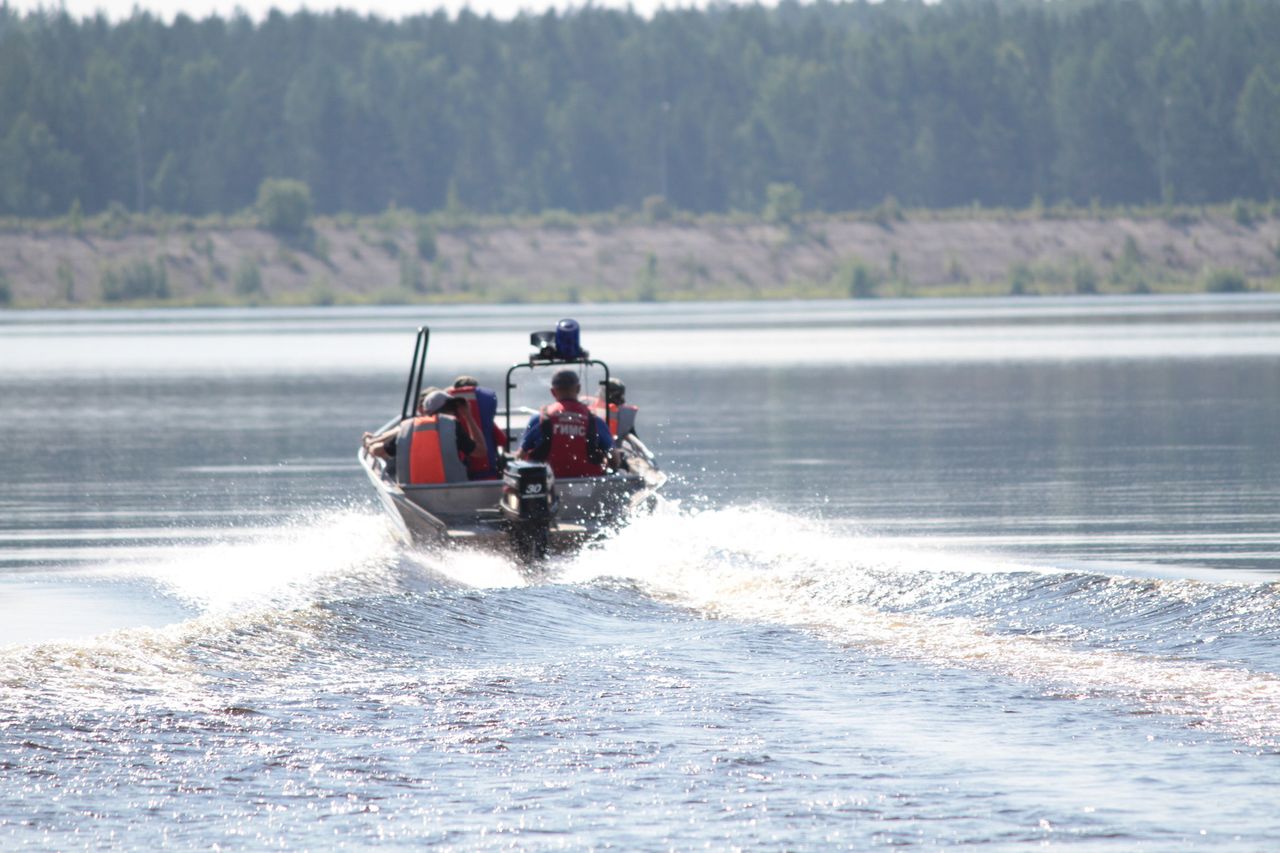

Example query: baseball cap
[421,390,452,414]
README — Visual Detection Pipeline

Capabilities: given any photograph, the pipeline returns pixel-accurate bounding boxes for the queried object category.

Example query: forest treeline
[3,0,1280,220]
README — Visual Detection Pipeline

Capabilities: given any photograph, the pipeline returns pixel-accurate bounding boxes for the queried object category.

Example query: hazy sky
[12,0,684,21]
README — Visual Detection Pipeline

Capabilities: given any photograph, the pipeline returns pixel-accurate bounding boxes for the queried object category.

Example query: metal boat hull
[359,445,662,555]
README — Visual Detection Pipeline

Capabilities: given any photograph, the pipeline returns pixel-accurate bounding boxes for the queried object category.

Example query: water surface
[2,296,1279,848]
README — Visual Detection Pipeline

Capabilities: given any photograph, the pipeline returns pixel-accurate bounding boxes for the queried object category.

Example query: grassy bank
[2,201,1278,310]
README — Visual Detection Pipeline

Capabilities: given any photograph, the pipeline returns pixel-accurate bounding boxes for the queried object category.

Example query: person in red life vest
[446,375,507,480]
[361,388,478,483]
[518,369,616,478]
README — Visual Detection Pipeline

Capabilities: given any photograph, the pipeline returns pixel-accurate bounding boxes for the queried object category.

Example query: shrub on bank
[872,195,905,227]
[1007,261,1032,295]
[833,257,879,298]
[256,179,312,235]
[1072,258,1099,294]
[643,195,672,223]
[415,220,437,260]
[764,182,803,226]
[1201,267,1249,293]
[538,209,578,230]
[100,257,169,302]
[634,252,660,302]
[400,254,427,293]
[1231,199,1260,227]
[56,260,75,302]
[234,258,263,296]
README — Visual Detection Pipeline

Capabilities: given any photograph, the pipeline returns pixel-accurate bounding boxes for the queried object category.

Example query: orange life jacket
[395,415,468,485]
[584,396,639,438]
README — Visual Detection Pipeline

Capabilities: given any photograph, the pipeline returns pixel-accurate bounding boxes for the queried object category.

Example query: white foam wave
[0,510,408,714]
[401,546,529,590]
[0,604,334,715]
[561,505,1280,746]
[0,505,557,716]
[97,509,404,614]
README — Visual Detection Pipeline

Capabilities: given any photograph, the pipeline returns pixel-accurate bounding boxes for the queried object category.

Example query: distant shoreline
[2,205,1278,310]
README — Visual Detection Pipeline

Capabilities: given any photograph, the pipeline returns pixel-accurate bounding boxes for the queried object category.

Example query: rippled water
[2,297,1279,849]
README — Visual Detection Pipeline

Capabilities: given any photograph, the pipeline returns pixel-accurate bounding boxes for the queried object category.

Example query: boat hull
[359,445,663,556]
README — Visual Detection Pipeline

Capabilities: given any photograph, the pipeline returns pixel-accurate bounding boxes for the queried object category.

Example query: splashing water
[559,505,1280,747]
[5,501,1280,748]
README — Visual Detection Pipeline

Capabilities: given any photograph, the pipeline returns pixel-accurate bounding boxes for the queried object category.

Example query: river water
[2,296,1279,849]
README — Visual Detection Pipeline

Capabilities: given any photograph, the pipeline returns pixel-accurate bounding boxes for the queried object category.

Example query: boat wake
[558,504,1280,747]
[0,511,402,712]
[4,502,1280,746]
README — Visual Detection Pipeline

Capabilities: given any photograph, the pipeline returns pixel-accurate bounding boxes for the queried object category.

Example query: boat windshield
[505,362,611,418]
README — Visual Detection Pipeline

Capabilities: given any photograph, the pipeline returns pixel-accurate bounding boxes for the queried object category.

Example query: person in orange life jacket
[362,387,437,462]
[585,377,639,439]
[363,389,486,485]
[362,388,478,466]
[396,389,484,484]
[518,369,617,477]
[447,375,507,480]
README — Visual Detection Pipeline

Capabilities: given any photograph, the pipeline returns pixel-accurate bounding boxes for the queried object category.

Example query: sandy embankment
[2,214,1278,307]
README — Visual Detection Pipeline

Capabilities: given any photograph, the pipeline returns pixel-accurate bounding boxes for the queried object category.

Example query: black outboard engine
[501,460,557,564]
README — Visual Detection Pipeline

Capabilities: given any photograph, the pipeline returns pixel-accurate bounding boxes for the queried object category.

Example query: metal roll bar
[401,326,430,421]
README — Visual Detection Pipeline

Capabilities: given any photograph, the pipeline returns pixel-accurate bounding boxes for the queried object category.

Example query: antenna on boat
[401,326,430,421]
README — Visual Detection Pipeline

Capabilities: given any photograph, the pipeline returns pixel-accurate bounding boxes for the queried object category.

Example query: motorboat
[359,319,665,565]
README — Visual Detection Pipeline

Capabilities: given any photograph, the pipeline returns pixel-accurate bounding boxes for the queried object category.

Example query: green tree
[1052,45,1155,204]
[0,114,81,216]
[4,1,1280,218]
[78,53,137,212]
[1236,67,1280,193]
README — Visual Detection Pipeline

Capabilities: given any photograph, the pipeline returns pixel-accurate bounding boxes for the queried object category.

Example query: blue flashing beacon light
[555,318,582,359]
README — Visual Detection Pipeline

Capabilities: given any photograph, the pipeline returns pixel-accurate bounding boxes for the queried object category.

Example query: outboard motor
[501,459,557,564]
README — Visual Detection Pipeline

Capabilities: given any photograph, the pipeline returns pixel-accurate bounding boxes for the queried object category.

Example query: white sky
[12,0,688,21]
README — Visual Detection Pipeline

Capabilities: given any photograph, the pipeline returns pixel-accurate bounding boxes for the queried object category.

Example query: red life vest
[538,399,605,478]
[447,385,500,480]
[395,415,468,485]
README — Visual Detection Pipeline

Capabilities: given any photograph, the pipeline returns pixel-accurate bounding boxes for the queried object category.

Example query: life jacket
[533,399,605,478]
[584,396,639,438]
[395,415,468,485]
[447,385,500,479]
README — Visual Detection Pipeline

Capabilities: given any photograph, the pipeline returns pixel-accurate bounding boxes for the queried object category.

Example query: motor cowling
[501,459,557,522]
